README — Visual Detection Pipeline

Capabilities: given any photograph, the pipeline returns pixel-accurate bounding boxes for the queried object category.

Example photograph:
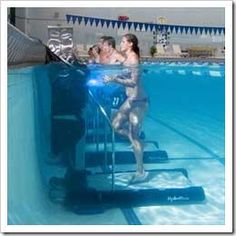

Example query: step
[85,129,147,143]
[85,141,168,166]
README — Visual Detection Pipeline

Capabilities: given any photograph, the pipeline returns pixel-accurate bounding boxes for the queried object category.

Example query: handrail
[87,89,116,191]
[88,90,112,127]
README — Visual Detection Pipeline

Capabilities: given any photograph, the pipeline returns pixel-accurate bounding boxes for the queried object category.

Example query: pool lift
[48,51,206,214]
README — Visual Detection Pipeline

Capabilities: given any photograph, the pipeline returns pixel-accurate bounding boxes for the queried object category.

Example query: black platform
[69,186,206,215]
[85,141,168,167]
[49,168,206,214]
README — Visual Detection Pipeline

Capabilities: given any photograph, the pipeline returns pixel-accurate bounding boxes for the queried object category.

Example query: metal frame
[88,90,116,191]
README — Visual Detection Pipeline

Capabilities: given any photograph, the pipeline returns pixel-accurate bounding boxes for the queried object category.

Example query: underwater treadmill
[42,37,206,214]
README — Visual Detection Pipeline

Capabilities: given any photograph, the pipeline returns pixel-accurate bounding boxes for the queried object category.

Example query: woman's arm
[104,57,139,87]
[104,67,139,87]
[115,51,126,63]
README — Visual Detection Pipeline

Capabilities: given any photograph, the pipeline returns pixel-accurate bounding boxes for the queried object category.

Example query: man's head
[100,36,116,53]
[103,36,116,48]
[98,36,107,50]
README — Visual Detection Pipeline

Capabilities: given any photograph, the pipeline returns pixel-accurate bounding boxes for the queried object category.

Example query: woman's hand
[103,75,114,84]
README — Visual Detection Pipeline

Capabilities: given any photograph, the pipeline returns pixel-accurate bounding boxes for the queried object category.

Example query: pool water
[142,62,225,160]
[7,61,225,226]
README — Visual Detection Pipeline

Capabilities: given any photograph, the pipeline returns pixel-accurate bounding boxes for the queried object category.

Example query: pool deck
[140,56,225,63]
[76,55,225,64]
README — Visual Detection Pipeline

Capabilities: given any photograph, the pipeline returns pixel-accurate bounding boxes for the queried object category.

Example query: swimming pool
[7,61,225,226]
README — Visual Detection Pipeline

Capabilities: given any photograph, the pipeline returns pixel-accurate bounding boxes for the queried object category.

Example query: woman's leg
[129,102,148,176]
[112,99,130,137]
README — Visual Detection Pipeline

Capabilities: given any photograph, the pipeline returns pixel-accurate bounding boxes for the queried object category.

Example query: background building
[9,7,225,56]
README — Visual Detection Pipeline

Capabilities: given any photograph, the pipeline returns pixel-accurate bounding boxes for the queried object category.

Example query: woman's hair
[123,33,140,58]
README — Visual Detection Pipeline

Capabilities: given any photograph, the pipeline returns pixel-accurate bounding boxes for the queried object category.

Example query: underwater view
[8,61,225,225]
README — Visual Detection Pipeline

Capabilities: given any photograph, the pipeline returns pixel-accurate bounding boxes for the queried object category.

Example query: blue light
[87,78,104,87]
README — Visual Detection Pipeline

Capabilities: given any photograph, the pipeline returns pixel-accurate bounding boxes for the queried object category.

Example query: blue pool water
[142,62,225,160]
[7,61,225,226]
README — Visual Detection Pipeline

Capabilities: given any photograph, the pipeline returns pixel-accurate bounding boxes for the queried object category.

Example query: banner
[65,14,225,35]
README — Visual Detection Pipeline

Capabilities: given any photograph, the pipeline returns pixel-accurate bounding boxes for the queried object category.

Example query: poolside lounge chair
[155,44,166,57]
[214,47,225,59]
[154,44,176,58]
[172,44,188,57]
[187,46,216,58]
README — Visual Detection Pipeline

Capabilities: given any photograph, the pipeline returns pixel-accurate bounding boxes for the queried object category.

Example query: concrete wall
[15,7,225,56]
[15,8,28,33]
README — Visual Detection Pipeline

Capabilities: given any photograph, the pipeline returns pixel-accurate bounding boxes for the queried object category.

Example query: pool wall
[8,65,52,224]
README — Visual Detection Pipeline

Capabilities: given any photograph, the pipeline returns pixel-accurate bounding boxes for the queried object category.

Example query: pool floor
[9,114,224,226]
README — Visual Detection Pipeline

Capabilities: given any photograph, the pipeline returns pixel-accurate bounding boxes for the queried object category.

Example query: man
[98,36,125,64]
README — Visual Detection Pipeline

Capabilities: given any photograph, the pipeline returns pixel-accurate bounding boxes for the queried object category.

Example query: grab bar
[88,90,112,127]
[87,89,116,191]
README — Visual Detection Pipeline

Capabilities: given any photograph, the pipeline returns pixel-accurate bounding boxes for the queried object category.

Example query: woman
[104,34,148,183]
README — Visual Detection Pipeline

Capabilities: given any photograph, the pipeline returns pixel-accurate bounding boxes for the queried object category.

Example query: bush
[150,45,157,57]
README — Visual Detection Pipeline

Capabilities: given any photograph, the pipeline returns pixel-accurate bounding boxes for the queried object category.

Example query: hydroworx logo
[167,196,190,202]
